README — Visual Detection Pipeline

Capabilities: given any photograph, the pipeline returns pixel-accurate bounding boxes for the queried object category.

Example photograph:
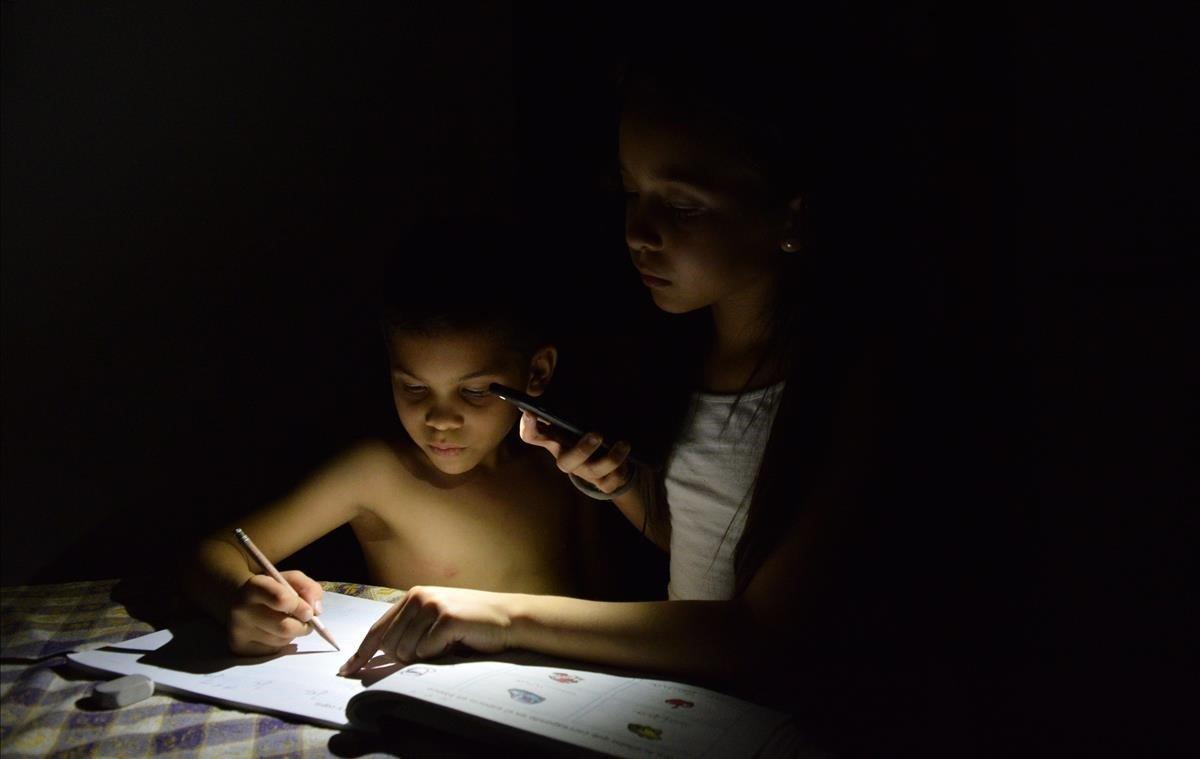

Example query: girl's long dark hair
[614,14,889,594]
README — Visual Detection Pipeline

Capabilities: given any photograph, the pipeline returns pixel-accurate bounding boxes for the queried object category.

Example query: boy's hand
[228,570,324,656]
[518,411,634,495]
[338,586,512,676]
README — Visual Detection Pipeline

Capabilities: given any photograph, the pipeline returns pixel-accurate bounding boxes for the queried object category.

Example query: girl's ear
[525,345,558,397]
[779,195,806,253]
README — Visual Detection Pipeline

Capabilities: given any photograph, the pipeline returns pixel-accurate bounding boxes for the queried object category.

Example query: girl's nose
[625,199,663,254]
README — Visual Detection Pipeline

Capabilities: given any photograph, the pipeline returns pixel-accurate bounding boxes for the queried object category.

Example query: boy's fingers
[283,570,324,615]
[249,609,310,640]
[243,575,296,612]
[242,575,313,621]
[248,626,298,648]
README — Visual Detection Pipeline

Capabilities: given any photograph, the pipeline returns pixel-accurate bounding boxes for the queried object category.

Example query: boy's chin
[423,451,478,475]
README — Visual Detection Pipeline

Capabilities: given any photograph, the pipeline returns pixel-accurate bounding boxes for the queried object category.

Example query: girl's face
[619,106,786,315]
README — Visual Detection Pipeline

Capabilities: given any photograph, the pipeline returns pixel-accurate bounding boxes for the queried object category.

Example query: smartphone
[488,383,588,437]
[488,383,643,467]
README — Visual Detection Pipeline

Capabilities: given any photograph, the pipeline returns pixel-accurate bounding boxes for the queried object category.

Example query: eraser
[93,674,154,708]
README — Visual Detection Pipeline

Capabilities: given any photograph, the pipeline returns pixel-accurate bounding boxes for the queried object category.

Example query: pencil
[232,528,340,651]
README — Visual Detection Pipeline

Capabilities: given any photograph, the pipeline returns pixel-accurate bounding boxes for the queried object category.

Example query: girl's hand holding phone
[518,411,636,496]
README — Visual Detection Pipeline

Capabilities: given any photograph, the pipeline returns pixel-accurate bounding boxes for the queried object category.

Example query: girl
[339,25,898,706]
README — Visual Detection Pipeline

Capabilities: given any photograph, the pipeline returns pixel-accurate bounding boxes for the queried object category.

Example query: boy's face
[388,329,547,476]
[619,105,787,315]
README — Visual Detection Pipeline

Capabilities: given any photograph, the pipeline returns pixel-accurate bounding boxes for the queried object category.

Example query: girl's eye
[461,388,489,399]
[402,384,427,394]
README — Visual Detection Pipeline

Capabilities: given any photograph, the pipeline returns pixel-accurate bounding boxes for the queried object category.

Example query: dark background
[3,3,1193,755]
[1,1,630,587]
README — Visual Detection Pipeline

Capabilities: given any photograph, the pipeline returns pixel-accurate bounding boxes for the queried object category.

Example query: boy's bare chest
[350,471,573,592]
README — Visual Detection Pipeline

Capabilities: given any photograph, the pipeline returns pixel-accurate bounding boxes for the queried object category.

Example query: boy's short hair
[374,216,546,358]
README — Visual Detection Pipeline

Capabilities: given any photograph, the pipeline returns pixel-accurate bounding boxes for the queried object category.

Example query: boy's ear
[525,345,558,397]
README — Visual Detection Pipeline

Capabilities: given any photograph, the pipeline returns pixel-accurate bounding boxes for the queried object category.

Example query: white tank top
[665,381,785,600]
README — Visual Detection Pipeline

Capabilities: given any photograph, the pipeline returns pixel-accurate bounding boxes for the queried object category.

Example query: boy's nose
[425,407,463,430]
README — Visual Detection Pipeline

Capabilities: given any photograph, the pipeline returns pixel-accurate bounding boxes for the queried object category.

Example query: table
[1,578,413,757]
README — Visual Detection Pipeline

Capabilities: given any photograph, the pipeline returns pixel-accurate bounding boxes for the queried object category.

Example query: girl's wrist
[568,462,639,501]
[504,593,536,651]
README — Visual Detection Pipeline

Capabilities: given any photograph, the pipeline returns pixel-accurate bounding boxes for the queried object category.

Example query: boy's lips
[429,443,466,457]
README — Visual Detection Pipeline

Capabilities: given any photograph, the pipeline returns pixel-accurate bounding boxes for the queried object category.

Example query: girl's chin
[649,291,704,315]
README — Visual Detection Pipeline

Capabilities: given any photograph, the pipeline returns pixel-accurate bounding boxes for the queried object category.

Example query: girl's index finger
[338,600,404,676]
[519,412,564,454]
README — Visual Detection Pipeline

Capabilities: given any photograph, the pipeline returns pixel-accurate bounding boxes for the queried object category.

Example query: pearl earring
[781,238,801,253]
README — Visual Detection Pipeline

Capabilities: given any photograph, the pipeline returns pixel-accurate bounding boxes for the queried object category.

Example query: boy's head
[377,218,556,475]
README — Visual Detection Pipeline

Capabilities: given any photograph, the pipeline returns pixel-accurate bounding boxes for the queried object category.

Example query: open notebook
[69,592,799,758]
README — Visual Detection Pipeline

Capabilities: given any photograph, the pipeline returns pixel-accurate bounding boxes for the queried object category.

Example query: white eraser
[93,674,154,708]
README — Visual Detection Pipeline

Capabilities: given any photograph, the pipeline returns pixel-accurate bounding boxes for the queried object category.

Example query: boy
[181,221,583,656]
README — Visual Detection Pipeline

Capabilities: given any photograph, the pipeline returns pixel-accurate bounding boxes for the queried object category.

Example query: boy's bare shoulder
[328,438,419,492]
[517,444,580,503]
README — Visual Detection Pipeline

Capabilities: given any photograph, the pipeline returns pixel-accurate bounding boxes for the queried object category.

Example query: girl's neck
[702,277,784,393]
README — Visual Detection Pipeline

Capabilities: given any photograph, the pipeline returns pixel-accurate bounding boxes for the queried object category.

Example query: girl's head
[377,219,556,475]
[616,28,829,323]
[612,13,886,593]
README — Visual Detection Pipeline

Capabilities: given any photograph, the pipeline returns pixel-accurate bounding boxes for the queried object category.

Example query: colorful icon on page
[549,672,582,684]
[628,723,663,741]
[508,688,545,704]
[665,698,694,709]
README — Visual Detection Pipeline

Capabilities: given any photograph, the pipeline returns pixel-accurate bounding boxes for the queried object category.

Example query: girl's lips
[640,273,670,287]
[429,444,465,457]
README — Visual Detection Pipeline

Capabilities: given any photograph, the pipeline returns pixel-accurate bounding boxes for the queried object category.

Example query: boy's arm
[180,440,401,624]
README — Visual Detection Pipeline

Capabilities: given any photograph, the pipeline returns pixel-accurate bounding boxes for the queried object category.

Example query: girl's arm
[341,350,881,688]
[338,498,835,688]
[519,412,669,551]
[180,439,400,652]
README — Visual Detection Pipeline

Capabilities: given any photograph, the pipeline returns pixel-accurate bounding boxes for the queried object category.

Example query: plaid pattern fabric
[1,579,404,757]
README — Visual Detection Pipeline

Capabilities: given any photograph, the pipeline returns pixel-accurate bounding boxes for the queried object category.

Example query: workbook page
[351,658,793,758]
[69,592,389,727]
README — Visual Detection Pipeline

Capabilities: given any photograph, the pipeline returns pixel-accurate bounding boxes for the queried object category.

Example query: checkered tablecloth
[0,578,404,757]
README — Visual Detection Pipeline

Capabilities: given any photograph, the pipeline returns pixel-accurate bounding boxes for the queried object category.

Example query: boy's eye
[670,204,706,219]
[461,388,489,399]
[402,384,427,394]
